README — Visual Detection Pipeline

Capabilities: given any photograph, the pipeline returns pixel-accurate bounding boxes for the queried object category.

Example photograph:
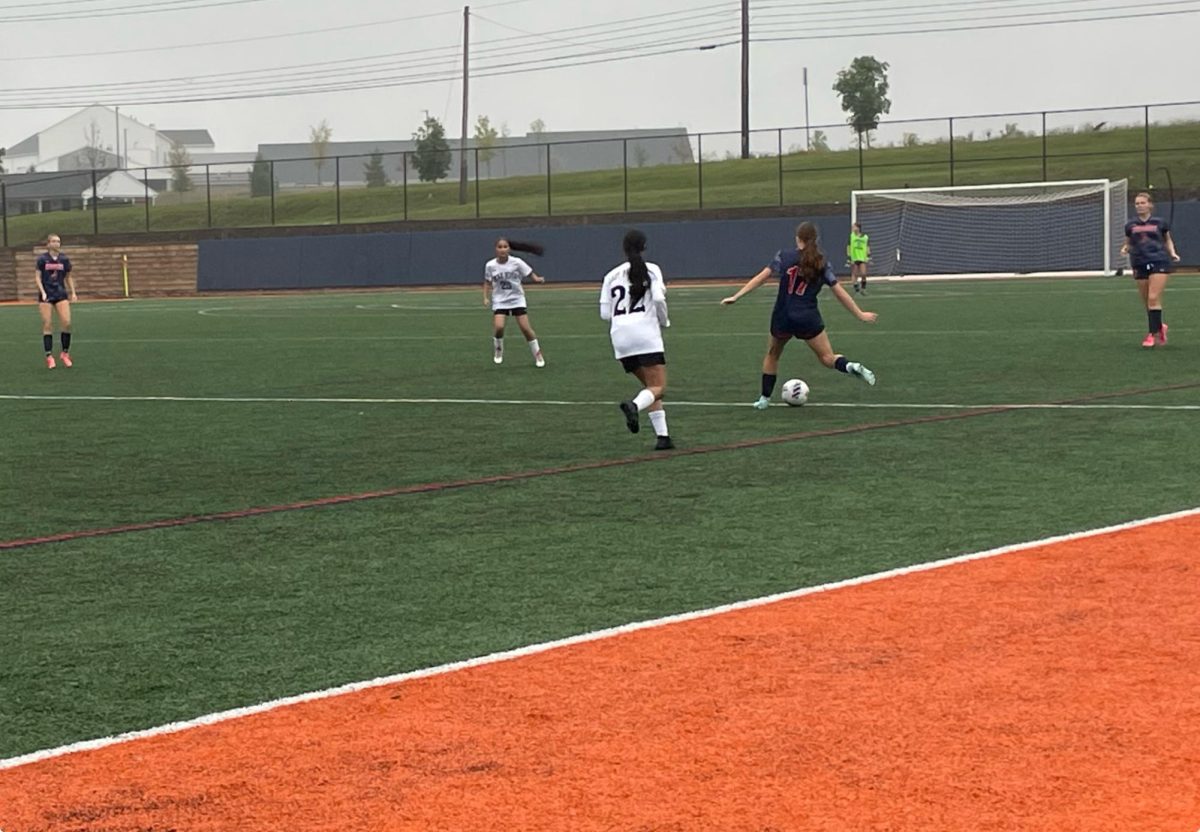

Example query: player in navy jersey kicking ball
[1121,192,1180,348]
[722,221,877,409]
[484,238,547,367]
[35,234,77,369]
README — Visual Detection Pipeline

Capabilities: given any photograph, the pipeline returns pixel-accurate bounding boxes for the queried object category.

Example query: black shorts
[39,293,69,305]
[771,309,825,342]
[492,307,528,317]
[619,352,666,373]
[1133,262,1171,280]
[852,260,867,266]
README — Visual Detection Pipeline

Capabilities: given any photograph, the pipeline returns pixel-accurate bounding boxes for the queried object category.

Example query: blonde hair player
[1121,192,1180,348]
[34,233,77,369]
[484,237,547,367]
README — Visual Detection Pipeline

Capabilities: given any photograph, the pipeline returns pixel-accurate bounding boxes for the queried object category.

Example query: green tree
[309,119,333,186]
[250,153,271,197]
[168,141,193,193]
[811,130,830,152]
[833,56,891,149]
[412,115,451,183]
[474,115,499,177]
[363,149,388,188]
[0,146,6,174]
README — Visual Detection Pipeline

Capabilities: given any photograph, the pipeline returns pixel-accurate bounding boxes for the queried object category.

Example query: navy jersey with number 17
[1125,216,1170,266]
[768,248,838,339]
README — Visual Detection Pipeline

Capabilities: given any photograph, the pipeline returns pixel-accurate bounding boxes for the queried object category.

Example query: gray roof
[1,170,107,199]
[8,133,39,156]
[160,129,214,146]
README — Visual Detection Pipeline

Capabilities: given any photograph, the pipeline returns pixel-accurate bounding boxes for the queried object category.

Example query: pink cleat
[60,352,73,368]
[1141,332,1156,348]
[1156,323,1169,346]
[45,354,57,369]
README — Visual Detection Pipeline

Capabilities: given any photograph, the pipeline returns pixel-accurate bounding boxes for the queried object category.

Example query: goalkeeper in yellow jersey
[848,222,870,294]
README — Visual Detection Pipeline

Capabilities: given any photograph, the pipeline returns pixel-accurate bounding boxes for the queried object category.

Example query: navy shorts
[40,292,69,305]
[1133,261,1171,280]
[770,310,825,342]
[493,307,528,317]
[619,352,666,373]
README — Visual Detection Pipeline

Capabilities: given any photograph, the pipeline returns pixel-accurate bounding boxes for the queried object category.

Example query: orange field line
[3,513,1199,830]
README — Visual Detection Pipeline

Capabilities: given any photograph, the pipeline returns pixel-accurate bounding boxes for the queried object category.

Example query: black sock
[43,334,53,354]
[761,373,777,398]
[61,332,71,352]
[834,356,850,373]
[1149,309,1163,334]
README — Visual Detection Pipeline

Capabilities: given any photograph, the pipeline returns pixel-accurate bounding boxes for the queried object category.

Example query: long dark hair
[499,238,545,256]
[623,229,650,303]
[795,222,827,284]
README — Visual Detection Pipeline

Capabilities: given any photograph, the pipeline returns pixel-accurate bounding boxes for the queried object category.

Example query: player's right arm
[34,260,47,302]
[482,268,491,307]
[721,265,773,305]
[599,270,614,321]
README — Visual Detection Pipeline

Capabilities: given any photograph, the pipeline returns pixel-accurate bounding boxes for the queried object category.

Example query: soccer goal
[850,179,1129,278]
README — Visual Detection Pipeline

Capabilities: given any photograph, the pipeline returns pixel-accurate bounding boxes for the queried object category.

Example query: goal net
[850,179,1128,277]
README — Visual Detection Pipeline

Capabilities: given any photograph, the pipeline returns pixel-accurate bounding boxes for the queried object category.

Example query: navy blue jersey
[769,248,837,314]
[36,253,72,297]
[1125,216,1170,266]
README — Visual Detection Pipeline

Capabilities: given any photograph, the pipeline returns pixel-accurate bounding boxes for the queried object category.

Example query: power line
[752,0,1200,27]
[0,0,270,23]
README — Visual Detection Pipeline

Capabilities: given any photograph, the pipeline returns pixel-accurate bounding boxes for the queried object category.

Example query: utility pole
[459,5,470,205]
[115,105,121,166]
[740,0,749,159]
[803,67,811,151]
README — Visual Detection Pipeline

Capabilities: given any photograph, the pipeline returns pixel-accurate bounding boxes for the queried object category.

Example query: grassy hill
[5,120,1198,247]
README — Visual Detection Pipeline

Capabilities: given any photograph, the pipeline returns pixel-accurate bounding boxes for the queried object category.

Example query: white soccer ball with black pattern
[781,378,810,406]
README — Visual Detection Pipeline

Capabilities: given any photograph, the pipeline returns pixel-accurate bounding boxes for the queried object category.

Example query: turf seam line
[2,380,1197,553]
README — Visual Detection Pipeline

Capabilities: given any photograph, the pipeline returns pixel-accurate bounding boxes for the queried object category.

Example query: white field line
[2,505,1197,773]
[0,393,1198,411]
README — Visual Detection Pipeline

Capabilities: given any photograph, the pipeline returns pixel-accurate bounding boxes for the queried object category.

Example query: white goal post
[850,179,1129,278]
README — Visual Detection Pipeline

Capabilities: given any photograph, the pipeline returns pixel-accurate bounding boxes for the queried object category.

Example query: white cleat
[493,352,503,365]
[534,353,546,368]
[848,362,876,386]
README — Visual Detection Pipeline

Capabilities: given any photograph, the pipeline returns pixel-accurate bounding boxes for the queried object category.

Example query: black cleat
[654,435,675,451]
[619,400,640,433]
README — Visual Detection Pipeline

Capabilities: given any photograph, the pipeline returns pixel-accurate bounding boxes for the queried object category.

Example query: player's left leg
[54,300,73,367]
[633,365,672,449]
[515,313,544,367]
[805,332,875,386]
[1147,271,1170,345]
[492,312,507,364]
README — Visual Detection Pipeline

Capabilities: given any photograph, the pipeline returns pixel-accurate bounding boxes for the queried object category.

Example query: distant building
[257,128,695,189]
[1,170,158,215]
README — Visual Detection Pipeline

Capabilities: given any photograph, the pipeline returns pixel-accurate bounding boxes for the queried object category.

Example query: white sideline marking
[1,394,1197,411]
[2,505,1197,772]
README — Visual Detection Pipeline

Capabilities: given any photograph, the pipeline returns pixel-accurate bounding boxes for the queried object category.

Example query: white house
[3,106,215,175]
[1,170,158,215]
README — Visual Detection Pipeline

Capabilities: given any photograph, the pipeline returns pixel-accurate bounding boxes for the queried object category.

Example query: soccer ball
[781,378,810,406]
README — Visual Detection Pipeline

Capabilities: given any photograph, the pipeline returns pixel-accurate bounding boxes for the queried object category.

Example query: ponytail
[623,229,650,304]
[795,222,827,284]
[501,238,545,256]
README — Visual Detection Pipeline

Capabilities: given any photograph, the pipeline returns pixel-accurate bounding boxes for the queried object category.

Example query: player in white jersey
[484,238,547,367]
[600,229,673,450]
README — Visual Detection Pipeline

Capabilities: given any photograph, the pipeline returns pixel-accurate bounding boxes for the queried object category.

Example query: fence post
[402,151,408,221]
[143,168,151,231]
[777,128,784,206]
[546,143,552,216]
[857,131,865,190]
[948,117,955,186]
[622,138,629,212]
[91,168,99,235]
[205,164,212,228]
[335,156,341,225]
[474,146,481,218]
[1143,105,1151,186]
[269,161,276,225]
[1,181,7,248]
[1041,112,1048,181]
[697,133,703,210]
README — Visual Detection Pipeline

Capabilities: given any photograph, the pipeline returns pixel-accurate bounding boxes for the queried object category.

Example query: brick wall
[12,243,197,301]
[0,249,17,302]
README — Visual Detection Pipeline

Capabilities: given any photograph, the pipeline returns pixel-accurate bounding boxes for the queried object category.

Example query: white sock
[633,389,656,411]
[649,409,668,437]
[528,338,541,356]
[493,337,503,352]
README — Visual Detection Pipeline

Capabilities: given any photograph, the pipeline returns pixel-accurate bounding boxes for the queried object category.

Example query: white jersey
[485,256,534,310]
[599,261,669,359]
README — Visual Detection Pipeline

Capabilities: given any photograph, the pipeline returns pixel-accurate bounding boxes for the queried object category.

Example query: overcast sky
[2,0,1200,157]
